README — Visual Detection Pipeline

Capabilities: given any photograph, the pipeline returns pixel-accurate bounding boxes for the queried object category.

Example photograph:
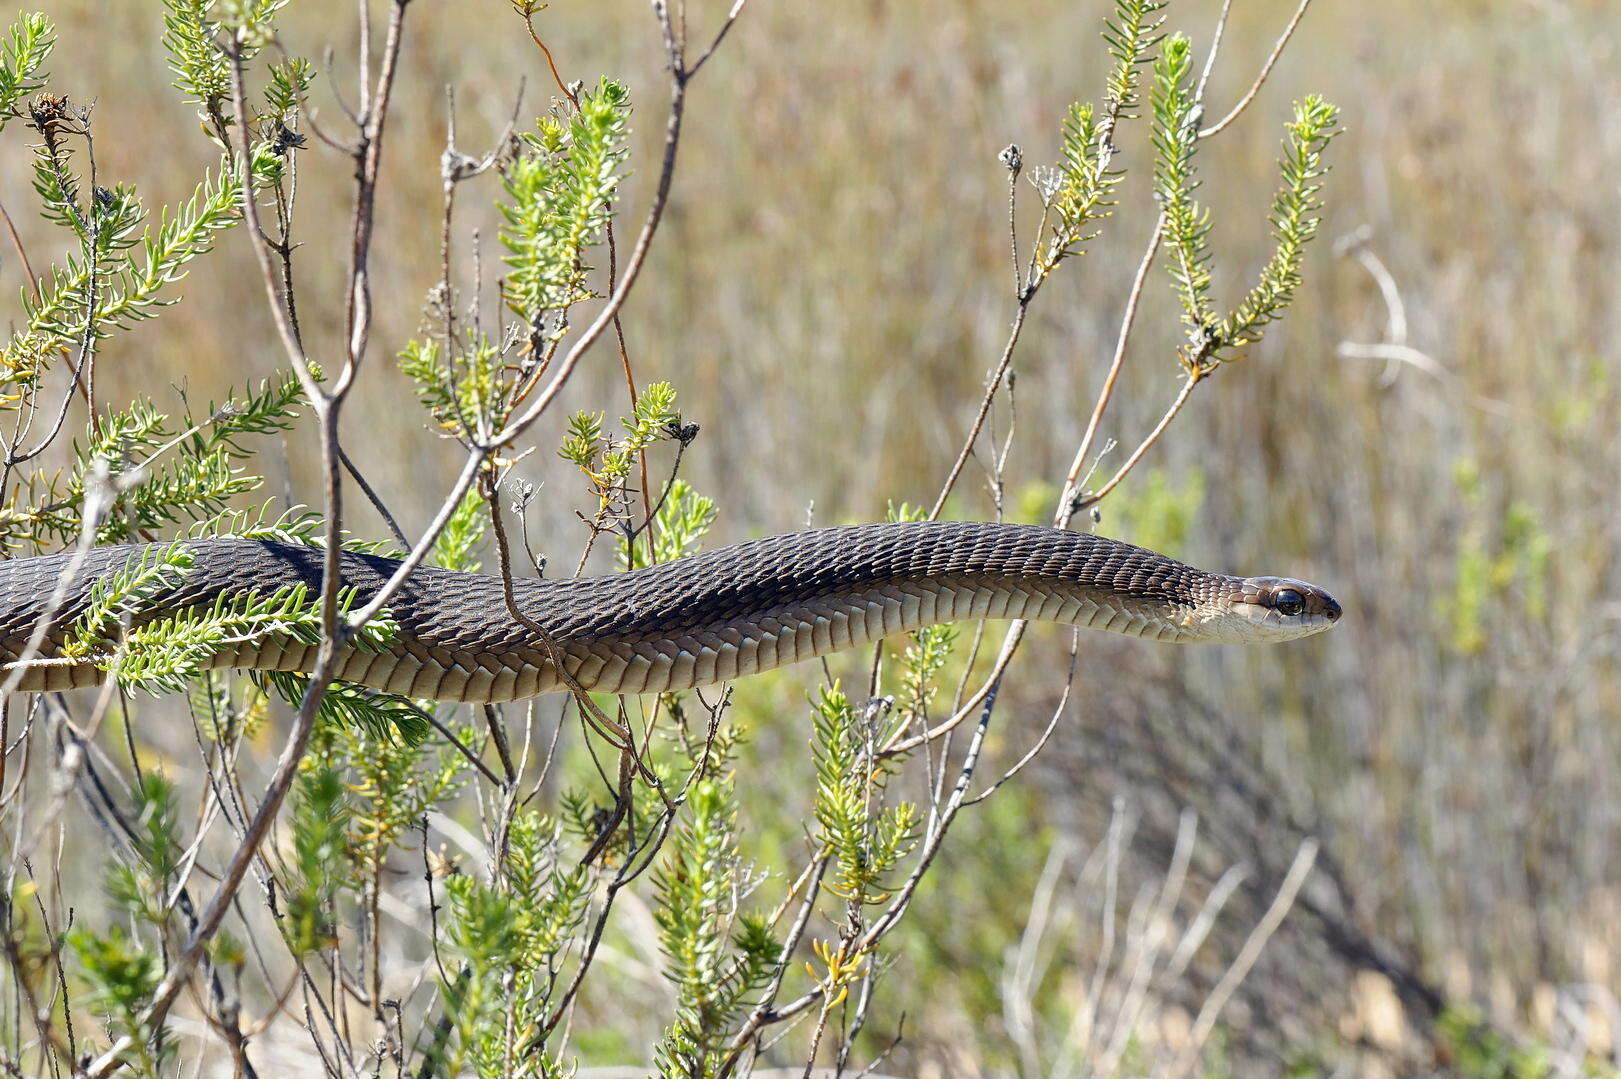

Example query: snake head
[1221,576,1343,642]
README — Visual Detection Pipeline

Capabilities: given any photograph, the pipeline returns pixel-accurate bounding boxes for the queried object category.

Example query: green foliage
[433,487,488,573]
[1443,461,1552,655]
[68,543,197,659]
[884,499,927,524]
[441,874,525,1070]
[1043,100,1108,264]
[161,0,228,112]
[560,380,684,528]
[283,767,351,956]
[187,666,271,742]
[1035,0,1165,277]
[811,683,919,903]
[254,669,432,744]
[650,777,778,1078]
[29,122,92,240]
[65,926,172,1078]
[398,333,502,439]
[1153,35,1339,373]
[1222,95,1340,347]
[1,163,242,390]
[399,82,633,447]
[619,477,717,569]
[0,12,52,124]
[263,56,312,119]
[218,0,290,50]
[0,372,300,550]
[896,620,957,729]
[555,406,604,469]
[104,773,183,926]
[186,502,325,546]
[885,783,1056,1048]
[1152,34,1217,340]
[97,166,244,329]
[558,756,673,865]
[162,0,288,118]
[1010,478,1060,525]
[83,426,254,540]
[191,369,305,456]
[109,583,396,695]
[1100,0,1166,110]
[501,78,631,327]
[335,711,466,864]
[503,810,593,967]
[435,808,593,1077]
[62,538,399,695]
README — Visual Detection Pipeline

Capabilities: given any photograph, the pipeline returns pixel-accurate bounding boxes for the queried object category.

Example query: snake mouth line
[0,522,1341,700]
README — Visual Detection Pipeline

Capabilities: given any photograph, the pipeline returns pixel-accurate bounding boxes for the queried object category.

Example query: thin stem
[1195,0,1237,103]
[928,303,1029,520]
[484,469,635,750]
[1071,371,1199,512]
[688,0,750,77]
[339,445,409,548]
[962,636,1077,806]
[0,198,40,303]
[523,13,576,101]
[1005,153,1022,296]
[11,117,102,463]
[1057,216,1164,518]
[1172,839,1318,1077]
[494,6,696,446]
[1199,0,1314,138]
[714,855,831,1079]
[226,48,317,397]
[336,0,410,396]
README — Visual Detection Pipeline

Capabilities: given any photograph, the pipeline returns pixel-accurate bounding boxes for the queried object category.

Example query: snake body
[0,522,1340,701]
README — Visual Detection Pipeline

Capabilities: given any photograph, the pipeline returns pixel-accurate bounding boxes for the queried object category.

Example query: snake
[0,521,1341,701]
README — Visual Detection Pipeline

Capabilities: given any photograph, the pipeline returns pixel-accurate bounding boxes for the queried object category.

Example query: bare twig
[929,303,1029,520]
[688,0,751,77]
[0,198,40,303]
[1057,216,1164,516]
[339,445,409,548]
[1198,0,1315,139]
[1172,839,1319,1077]
[1070,371,1200,512]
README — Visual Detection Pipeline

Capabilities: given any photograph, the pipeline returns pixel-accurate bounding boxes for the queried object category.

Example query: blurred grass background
[6,0,1619,1073]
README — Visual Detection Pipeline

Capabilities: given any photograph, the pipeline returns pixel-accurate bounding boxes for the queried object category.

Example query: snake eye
[1271,588,1305,617]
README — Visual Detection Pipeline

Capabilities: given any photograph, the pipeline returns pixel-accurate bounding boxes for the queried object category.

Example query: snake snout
[1288,581,1342,625]
[1226,576,1343,641]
